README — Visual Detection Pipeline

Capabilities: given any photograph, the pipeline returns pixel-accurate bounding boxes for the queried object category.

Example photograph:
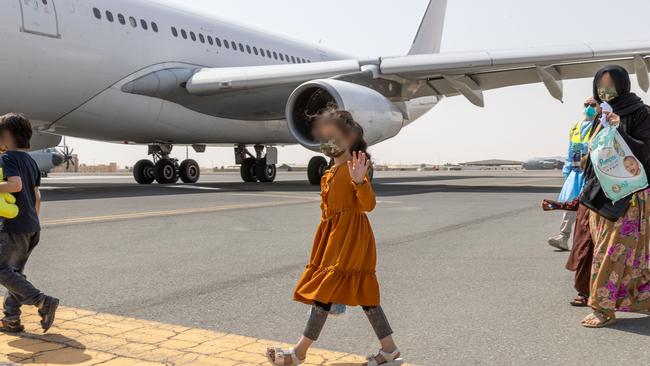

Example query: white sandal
[366,348,404,366]
[267,347,304,366]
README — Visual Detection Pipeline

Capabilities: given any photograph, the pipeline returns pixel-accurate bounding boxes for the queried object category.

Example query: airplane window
[215,38,222,47]
[171,27,178,37]
[207,36,213,45]
[231,41,237,50]
[224,39,230,49]
[238,43,244,52]
[253,47,259,56]
[93,8,101,20]
[259,48,265,57]
[152,22,158,32]
[140,19,148,30]
[181,29,187,39]
[246,45,252,54]
[267,50,272,58]
[273,51,278,59]
[297,58,302,64]
[279,54,284,61]
[129,17,137,28]
[285,54,290,62]
[105,11,114,22]
[291,56,296,63]
[199,34,205,43]
[118,14,126,25]
[190,32,196,41]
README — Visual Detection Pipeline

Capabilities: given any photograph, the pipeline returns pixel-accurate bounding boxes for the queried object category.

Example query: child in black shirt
[0,113,58,333]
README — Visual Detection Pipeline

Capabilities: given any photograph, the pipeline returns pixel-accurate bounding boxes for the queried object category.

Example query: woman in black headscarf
[580,65,650,328]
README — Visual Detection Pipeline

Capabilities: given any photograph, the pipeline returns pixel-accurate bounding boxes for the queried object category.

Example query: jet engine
[286,79,405,151]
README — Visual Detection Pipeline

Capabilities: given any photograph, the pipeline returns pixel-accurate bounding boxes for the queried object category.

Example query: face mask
[585,106,597,120]
[598,86,618,102]
[320,139,346,158]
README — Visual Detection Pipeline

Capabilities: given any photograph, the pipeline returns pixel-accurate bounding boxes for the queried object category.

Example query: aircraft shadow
[40,174,561,202]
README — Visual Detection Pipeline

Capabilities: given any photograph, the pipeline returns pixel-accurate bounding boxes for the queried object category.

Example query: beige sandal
[582,311,616,328]
[267,347,304,366]
[365,348,404,366]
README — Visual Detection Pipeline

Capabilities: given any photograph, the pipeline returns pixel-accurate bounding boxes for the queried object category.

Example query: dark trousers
[0,231,43,320]
[566,204,594,296]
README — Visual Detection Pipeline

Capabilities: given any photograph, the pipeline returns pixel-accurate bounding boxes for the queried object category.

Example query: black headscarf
[593,65,645,116]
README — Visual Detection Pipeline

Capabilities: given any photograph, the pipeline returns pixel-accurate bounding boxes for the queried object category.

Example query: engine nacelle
[286,79,404,151]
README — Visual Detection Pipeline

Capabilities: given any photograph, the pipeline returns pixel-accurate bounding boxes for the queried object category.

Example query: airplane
[28,148,66,177]
[1,0,649,185]
[522,158,565,171]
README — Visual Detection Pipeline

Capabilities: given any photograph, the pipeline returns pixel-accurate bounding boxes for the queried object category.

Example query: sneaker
[0,318,24,333]
[38,296,59,333]
[547,234,570,251]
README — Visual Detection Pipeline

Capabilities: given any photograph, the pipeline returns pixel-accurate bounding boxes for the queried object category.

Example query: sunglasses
[584,102,598,108]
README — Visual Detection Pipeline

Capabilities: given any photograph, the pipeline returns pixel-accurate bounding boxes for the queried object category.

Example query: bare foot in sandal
[581,311,616,328]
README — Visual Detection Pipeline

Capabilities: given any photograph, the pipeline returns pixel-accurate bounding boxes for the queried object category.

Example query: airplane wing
[122,41,650,120]
[184,40,650,108]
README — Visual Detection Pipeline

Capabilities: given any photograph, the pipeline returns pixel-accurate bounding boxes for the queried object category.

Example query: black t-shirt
[1,151,41,233]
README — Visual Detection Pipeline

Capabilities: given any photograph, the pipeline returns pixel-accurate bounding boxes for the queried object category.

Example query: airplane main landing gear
[236,145,277,183]
[133,144,201,185]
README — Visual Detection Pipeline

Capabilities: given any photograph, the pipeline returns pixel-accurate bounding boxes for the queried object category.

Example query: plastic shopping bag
[590,124,648,203]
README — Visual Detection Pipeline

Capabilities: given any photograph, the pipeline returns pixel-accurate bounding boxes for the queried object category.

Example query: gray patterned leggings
[303,301,394,341]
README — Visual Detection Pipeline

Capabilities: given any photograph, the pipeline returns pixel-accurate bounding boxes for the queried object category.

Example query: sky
[66,0,650,167]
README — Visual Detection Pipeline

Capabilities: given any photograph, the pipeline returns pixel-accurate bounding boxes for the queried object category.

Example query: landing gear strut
[133,144,201,185]
[236,144,277,183]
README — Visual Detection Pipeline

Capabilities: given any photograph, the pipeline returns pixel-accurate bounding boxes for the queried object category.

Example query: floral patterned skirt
[588,190,650,317]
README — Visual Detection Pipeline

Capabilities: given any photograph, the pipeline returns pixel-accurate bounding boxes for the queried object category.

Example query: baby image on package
[590,125,648,202]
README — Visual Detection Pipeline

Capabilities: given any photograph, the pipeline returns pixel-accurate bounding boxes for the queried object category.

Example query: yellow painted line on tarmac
[41,199,313,228]
[0,299,409,365]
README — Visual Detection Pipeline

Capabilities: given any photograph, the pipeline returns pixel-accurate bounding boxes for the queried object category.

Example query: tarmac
[2,170,649,365]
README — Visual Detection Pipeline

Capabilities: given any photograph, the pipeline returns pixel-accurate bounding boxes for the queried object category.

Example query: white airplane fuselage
[0,0,351,145]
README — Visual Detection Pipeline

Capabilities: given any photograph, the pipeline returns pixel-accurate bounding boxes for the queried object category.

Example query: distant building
[459,159,523,170]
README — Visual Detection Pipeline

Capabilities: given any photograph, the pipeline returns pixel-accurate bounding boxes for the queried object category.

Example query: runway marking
[41,199,313,228]
[43,175,134,180]
[166,185,223,191]
[0,298,390,365]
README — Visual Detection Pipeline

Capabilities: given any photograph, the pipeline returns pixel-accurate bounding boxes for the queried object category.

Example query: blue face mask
[585,106,597,120]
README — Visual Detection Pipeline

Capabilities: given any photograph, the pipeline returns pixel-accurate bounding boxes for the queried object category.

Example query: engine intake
[286,79,404,151]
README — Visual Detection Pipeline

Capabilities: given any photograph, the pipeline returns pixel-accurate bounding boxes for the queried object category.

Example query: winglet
[408,0,448,55]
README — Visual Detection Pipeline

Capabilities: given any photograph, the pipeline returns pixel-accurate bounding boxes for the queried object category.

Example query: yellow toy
[0,167,18,219]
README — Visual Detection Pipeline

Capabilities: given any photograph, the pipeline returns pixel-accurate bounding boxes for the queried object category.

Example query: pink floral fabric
[589,190,650,317]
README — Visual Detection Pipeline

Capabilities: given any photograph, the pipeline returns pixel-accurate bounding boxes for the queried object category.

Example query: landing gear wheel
[308,156,328,186]
[179,159,200,183]
[154,158,179,184]
[134,160,155,185]
[240,158,257,182]
[256,158,277,183]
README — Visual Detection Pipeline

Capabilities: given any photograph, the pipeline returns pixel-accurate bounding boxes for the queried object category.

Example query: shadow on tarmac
[40,175,561,202]
[610,315,650,336]
[6,334,90,364]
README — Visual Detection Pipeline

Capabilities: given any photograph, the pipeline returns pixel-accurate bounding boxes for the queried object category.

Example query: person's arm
[353,177,376,212]
[348,152,376,212]
[609,109,650,164]
[0,176,22,193]
[34,187,41,216]
[562,126,575,177]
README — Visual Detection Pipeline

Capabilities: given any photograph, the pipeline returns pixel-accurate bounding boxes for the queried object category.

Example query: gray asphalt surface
[21,171,650,365]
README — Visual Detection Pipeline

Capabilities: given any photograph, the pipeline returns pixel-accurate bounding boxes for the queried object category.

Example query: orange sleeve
[352,178,376,212]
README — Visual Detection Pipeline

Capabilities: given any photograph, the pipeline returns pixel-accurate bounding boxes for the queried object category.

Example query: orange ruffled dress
[293,164,380,307]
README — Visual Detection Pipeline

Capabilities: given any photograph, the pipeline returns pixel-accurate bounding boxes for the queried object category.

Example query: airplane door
[19,0,60,38]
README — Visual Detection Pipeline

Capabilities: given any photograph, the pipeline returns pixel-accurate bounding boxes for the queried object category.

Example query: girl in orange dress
[267,110,402,366]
